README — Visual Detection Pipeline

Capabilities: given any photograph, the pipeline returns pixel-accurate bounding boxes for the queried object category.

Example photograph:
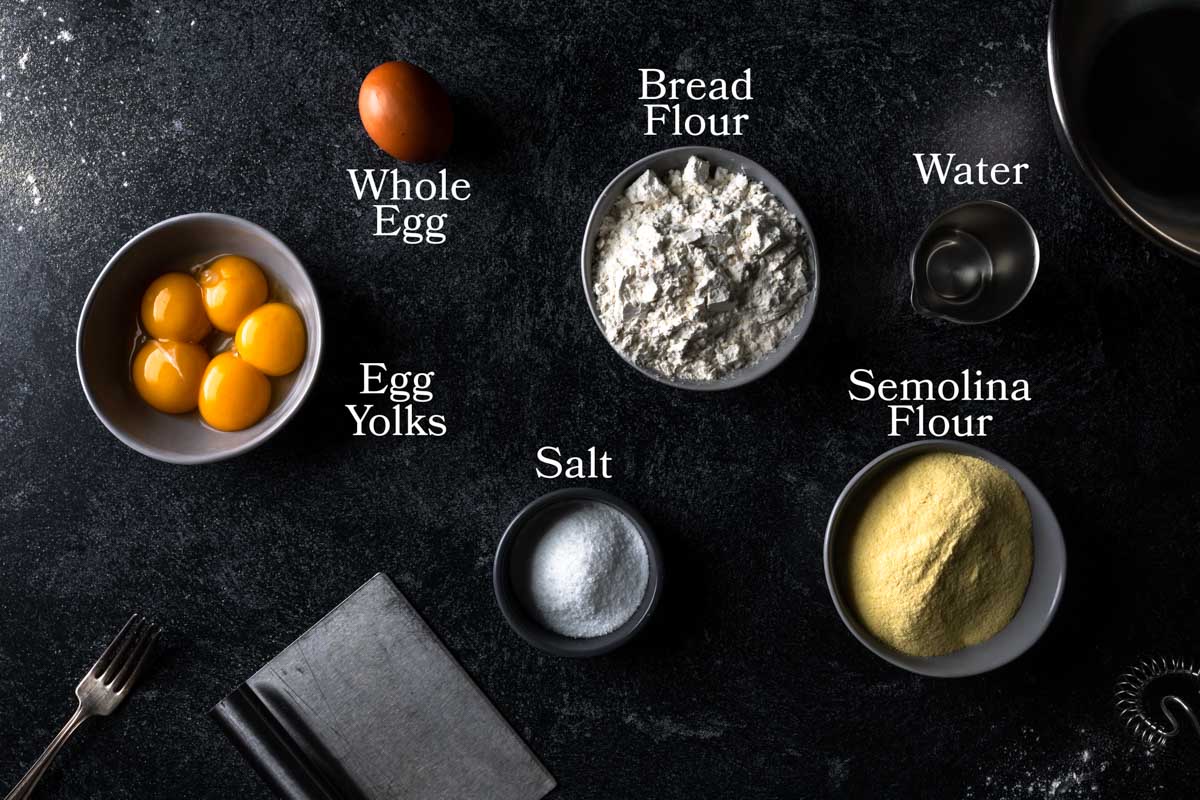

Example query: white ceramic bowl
[581,146,820,391]
[77,213,323,464]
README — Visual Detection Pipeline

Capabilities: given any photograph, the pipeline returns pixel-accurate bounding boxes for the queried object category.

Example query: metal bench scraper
[212,573,556,800]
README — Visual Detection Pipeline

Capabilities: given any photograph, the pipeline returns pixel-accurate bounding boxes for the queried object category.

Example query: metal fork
[4,614,161,800]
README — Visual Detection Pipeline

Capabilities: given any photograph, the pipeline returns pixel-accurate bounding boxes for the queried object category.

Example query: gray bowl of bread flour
[582,146,819,390]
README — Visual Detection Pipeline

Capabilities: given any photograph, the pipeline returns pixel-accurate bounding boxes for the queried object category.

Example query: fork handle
[4,705,89,800]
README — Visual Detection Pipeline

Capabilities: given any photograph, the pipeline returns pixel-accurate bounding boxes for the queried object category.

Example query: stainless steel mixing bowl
[1048,0,1200,264]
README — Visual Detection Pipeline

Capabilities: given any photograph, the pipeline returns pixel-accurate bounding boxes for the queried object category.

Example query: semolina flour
[843,451,1034,657]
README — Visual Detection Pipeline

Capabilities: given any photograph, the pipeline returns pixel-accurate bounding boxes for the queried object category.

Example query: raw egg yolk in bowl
[132,340,210,414]
[199,352,271,432]
[140,273,211,343]
[199,255,269,333]
[235,302,306,376]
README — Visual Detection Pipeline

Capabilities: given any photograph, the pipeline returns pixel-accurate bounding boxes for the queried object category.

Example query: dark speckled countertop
[2,1,1200,797]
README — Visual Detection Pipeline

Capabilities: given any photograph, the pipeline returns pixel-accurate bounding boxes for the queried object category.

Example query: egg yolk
[198,255,269,333]
[131,340,210,414]
[235,303,306,376]
[140,273,211,343]
[199,352,271,431]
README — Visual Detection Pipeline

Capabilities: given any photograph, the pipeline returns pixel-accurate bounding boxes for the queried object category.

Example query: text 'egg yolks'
[198,255,269,333]
[199,352,270,431]
[140,273,211,343]
[235,303,306,376]
[132,340,210,414]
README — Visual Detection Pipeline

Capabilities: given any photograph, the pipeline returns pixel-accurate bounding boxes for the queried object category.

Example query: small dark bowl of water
[1049,0,1200,264]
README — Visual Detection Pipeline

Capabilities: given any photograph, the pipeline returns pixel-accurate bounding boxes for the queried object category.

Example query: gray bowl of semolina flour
[824,439,1067,678]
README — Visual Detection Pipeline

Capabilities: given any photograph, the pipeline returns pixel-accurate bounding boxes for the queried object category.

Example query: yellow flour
[844,451,1033,657]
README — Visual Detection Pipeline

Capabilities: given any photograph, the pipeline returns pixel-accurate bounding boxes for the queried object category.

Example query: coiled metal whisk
[1116,657,1200,748]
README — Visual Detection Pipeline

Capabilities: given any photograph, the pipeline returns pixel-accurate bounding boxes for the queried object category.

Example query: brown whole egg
[358,61,453,162]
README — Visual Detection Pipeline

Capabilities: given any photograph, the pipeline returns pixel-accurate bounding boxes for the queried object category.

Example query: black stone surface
[2,1,1199,797]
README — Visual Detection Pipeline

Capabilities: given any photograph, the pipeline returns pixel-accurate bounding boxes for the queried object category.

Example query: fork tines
[89,614,162,693]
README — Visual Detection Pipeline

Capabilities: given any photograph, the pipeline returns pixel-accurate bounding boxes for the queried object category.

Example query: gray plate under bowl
[494,488,664,657]
[77,213,324,464]
[580,145,820,391]
[824,439,1067,677]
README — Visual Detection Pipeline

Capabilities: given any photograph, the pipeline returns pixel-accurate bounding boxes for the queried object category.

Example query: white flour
[592,156,810,381]
[523,502,649,638]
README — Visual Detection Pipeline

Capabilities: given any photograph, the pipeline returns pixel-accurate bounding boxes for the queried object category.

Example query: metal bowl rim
[1046,0,1200,265]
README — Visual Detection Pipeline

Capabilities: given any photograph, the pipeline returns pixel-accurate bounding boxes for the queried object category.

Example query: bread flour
[591,156,810,381]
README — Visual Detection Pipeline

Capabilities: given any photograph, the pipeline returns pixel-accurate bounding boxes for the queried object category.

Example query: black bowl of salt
[494,488,663,657]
